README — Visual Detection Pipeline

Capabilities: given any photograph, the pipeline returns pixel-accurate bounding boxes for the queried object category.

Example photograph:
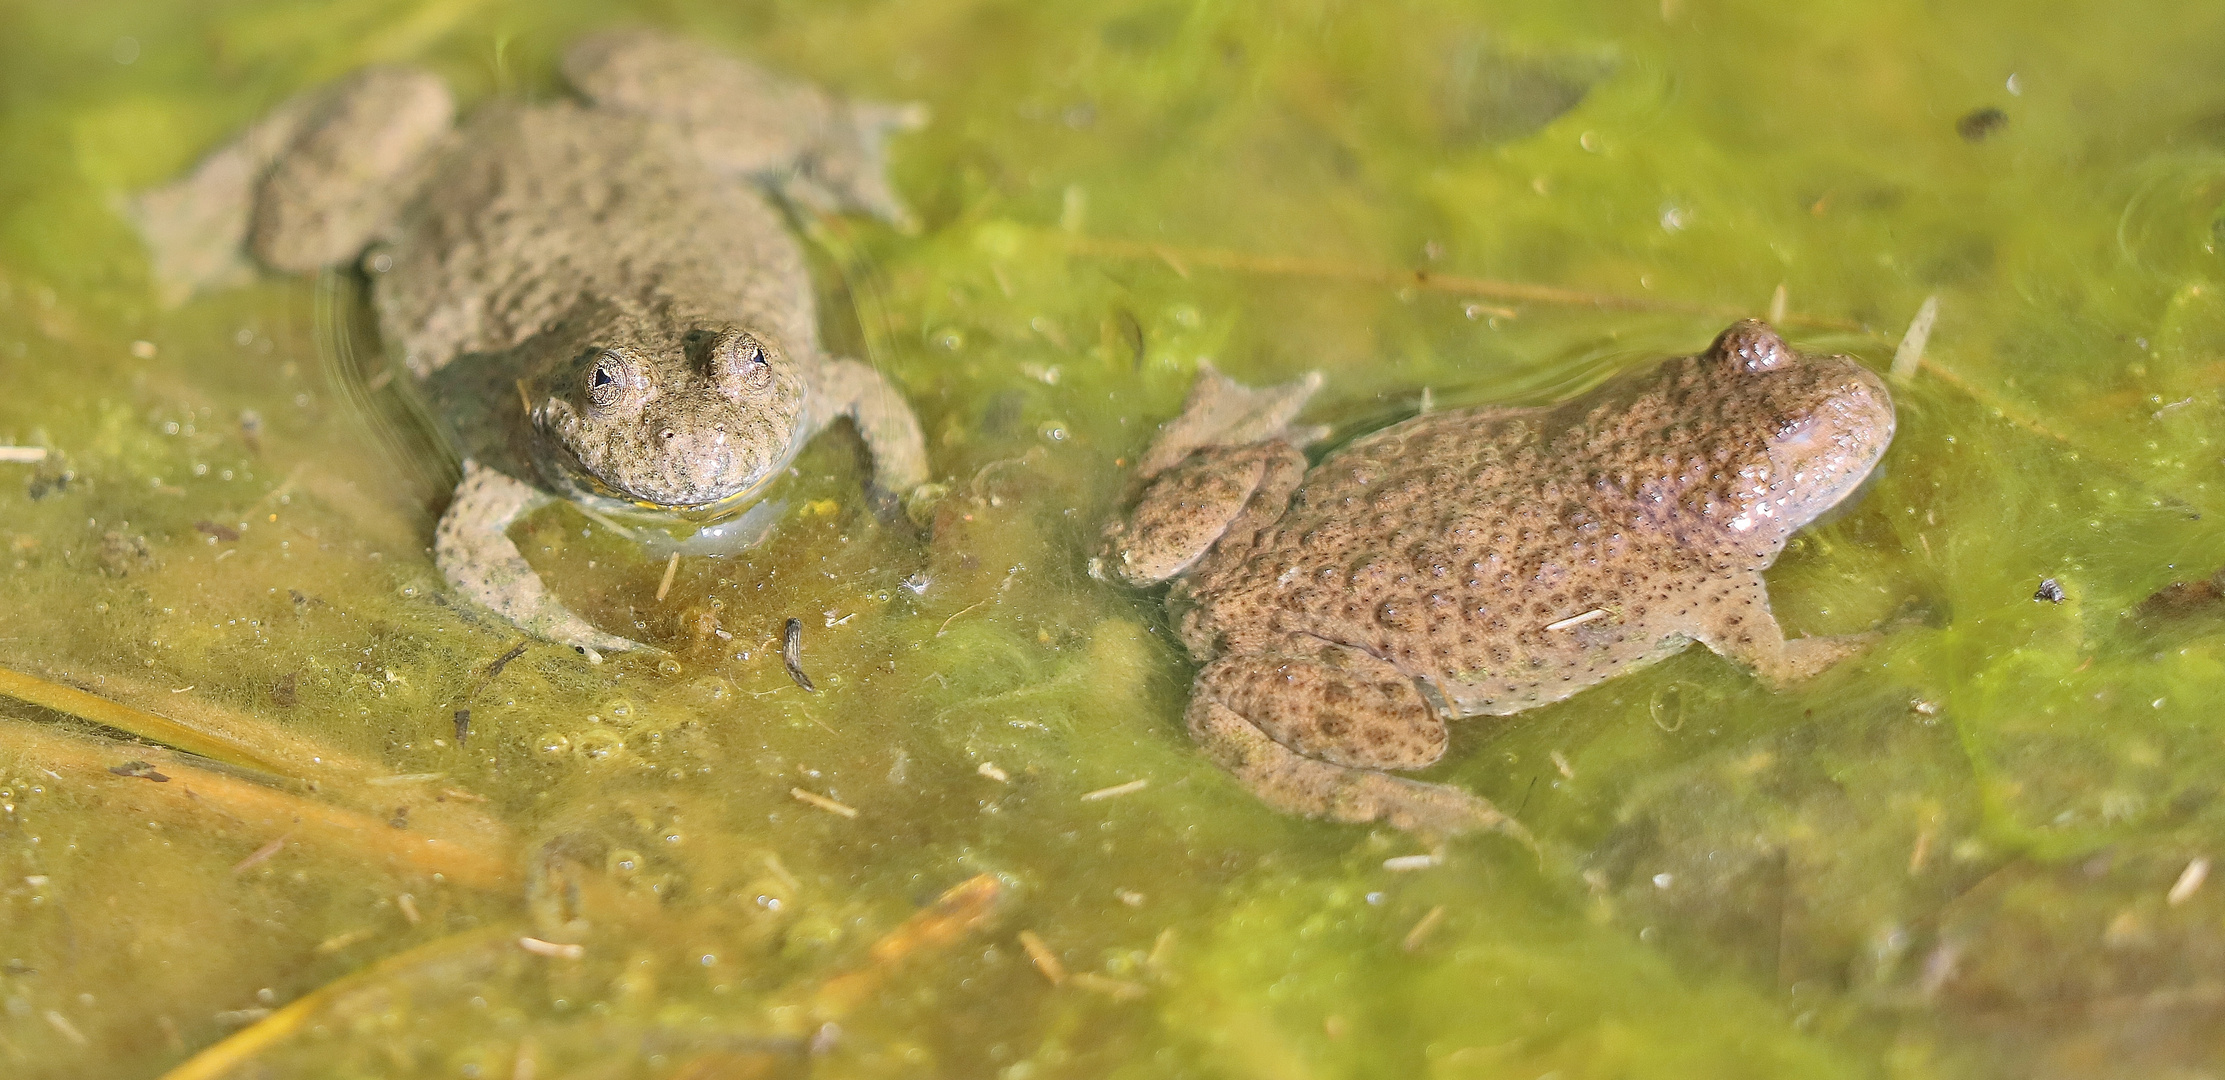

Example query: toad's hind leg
[561,28,925,227]
[1186,649,1529,842]
[435,461,646,663]
[131,67,452,302]
[247,68,452,271]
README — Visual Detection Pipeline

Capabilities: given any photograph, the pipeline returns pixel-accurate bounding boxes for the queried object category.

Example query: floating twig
[1402,905,1448,952]
[2170,857,2211,906]
[0,717,518,894]
[1080,778,1148,801]
[1544,609,1608,632]
[655,551,681,601]
[230,833,290,875]
[812,873,1009,1017]
[1891,294,1941,382]
[1070,972,1147,1001]
[517,936,584,960]
[790,787,857,819]
[1017,930,1066,985]
[157,926,514,1080]
[0,665,299,778]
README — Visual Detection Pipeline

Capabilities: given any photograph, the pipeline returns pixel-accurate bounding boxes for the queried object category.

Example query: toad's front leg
[434,461,646,663]
[1185,646,1529,842]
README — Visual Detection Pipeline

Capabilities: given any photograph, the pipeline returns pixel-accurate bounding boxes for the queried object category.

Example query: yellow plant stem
[0,665,302,779]
[157,925,517,1080]
[0,716,520,894]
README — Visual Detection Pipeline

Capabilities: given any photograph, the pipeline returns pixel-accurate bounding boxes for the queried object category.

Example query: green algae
[6,0,2225,1076]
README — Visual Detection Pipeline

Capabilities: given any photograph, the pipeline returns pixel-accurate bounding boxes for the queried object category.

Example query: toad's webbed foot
[435,461,647,663]
[1133,363,1327,483]
[1692,572,1879,687]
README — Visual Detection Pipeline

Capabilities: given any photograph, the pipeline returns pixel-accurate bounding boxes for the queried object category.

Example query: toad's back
[377,103,815,377]
[1171,342,1889,716]
[1177,400,1718,713]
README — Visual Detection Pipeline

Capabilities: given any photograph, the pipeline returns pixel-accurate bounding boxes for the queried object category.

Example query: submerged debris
[782,617,816,692]
[1956,106,2009,142]
[2033,578,2067,604]
[1402,905,1448,952]
[26,466,72,500]
[97,531,154,576]
[108,760,171,782]
[655,551,681,601]
[1080,778,1148,801]
[2169,857,2211,905]
[467,641,529,700]
[1070,972,1147,1001]
[1890,295,1941,381]
[452,708,471,745]
[516,936,584,960]
[1018,929,1067,985]
[790,787,856,819]
[2135,568,2225,620]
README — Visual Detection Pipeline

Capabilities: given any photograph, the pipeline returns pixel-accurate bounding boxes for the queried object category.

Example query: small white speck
[2169,857,2211,905]
[2006,73,2022,96]
[111,36,139,65]
[1652,872,1674,889]
[1383,854,1440,872]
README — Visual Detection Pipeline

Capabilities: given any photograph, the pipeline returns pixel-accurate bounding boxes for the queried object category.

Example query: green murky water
[7,0,2225,1076]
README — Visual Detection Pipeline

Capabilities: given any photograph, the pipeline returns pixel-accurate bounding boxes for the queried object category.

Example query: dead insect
[782,617,817,692]
[109,760,171,783]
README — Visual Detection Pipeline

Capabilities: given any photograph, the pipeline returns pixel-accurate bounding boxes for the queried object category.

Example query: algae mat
[4,1,2225,1077]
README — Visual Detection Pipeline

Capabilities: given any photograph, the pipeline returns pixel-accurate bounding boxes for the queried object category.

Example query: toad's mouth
[530,437,786,523]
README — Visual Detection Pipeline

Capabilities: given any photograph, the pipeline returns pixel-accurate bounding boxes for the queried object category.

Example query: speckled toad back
[132,29,934,661]
[1100,321,1897,837]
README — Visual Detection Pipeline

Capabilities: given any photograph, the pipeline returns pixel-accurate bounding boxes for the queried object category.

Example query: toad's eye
[587,352,626,408]
[710,330,775,396]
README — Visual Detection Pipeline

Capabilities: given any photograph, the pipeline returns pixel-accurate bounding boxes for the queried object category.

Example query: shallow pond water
[6,1,2225,1077]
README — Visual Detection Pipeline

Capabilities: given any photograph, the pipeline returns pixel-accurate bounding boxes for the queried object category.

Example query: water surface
[5,1,2225,1077]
